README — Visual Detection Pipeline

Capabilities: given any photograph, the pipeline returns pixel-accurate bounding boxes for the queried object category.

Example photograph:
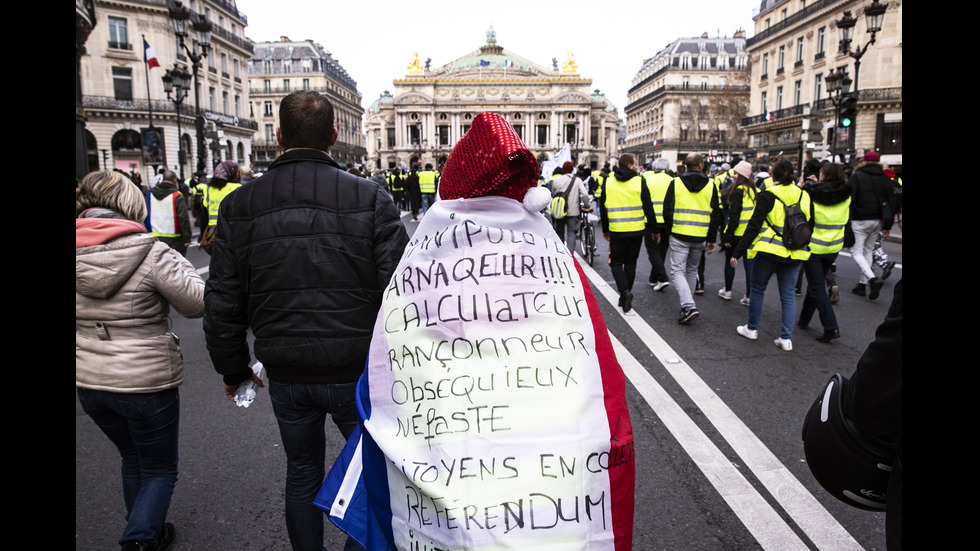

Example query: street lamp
[825,67,853,160]
[163,64,192,182]
[835,1,888,155]
[168,1,212,175]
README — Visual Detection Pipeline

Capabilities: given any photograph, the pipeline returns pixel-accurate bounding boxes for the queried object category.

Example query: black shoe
[121,523,175,551]
[881,260,896,280]
[694,282,704,295]
[622,290,633,313]
[678,307,699,324]
[618,292,624,307]
[816,329,841,343]
[868,278,884,300]
[852,284,866,297]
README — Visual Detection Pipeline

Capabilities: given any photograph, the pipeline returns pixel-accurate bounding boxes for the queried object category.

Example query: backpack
[771,189,811,250]
[550,176,577,219]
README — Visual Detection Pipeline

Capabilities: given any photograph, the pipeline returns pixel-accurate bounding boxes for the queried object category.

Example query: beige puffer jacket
[76,219,205,393]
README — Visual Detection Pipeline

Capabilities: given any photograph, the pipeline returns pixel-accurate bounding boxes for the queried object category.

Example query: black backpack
[772,190,811,250]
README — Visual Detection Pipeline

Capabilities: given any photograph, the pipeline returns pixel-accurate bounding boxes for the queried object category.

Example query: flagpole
[143,34,154,129]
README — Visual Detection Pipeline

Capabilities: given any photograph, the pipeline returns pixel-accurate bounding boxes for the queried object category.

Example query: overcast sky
[234,0,760,117]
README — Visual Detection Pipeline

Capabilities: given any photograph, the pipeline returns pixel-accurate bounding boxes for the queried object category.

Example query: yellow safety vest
[671,177,714,238]
[731,187,758,238]
[604,176,646,233]
[809,198,851,255]
[645,171,673,225]
[748,185,811,261]
[206,183,242,226]
[419,171,437,193]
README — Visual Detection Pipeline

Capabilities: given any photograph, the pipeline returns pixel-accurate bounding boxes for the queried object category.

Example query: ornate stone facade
[79,0,256,181]
[742,0,902,168]
[624,32,751,168]
[364,29,620,172]
[248,36,366,172]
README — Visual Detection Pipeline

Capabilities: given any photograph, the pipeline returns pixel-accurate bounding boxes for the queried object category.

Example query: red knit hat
[439,113,540,202]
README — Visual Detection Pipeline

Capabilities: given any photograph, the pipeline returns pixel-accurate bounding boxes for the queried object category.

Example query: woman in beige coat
[76,170,205,551]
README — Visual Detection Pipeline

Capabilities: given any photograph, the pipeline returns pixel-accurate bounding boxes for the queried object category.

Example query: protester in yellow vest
[662,153,723,324]
[719,161,759,305]
[418,163,438,213]
[599,154,656,313]
[200,160,242,254]
[731,159,813,351]
[798,162,851,343]
[642,158,674,291]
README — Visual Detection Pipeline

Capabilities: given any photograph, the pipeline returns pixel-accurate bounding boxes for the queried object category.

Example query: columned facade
[364,30,619,173]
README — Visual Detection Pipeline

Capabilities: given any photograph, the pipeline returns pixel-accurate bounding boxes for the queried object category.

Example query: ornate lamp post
[824,67,852,160]
[168,1,212,175]
[835,1,888,155]
[162,65,192,182]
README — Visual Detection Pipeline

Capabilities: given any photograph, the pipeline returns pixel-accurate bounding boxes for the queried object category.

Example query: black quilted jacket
[204,149,409,386]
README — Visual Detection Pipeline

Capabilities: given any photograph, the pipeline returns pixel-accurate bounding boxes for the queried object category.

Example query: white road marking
[578,255,863,551]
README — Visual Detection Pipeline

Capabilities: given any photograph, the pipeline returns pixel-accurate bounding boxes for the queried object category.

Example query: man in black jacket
[204,90,408,551]
[847,151,893,300]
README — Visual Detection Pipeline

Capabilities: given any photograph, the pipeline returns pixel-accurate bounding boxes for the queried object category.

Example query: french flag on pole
[144,39,160,69]
[764,109,774,122]
[316,197,636,550]
[503,59,514,68]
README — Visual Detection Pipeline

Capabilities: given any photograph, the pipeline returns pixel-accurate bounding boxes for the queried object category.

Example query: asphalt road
[76,209,901,550]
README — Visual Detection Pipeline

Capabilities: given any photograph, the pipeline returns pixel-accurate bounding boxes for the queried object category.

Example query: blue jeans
[269,380,359,551]
[77,387,180,545]
[421,193,436,213]
[799,253,839,332]
[747,254,802,340]
[723,245,753,296]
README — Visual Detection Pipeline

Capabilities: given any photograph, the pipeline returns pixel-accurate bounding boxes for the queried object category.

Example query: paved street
[77,210,901,551]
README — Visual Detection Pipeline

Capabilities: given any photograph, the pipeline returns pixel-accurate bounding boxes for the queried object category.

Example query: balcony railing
[108,41,132,51]
[82,95,258,131]
[742,104,807,126]
[746,0,845,47]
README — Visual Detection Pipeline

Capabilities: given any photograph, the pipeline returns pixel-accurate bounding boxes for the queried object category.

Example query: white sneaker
[718,288,732,300]
[652,281,670,292]
[739,296,750,306]
[773,338,793,351]
[736,325,758,340]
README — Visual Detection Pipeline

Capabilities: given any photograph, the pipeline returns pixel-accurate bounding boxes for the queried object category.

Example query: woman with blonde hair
[76,170,205,551]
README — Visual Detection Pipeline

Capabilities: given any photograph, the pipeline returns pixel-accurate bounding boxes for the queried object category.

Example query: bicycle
[576,207,597,266]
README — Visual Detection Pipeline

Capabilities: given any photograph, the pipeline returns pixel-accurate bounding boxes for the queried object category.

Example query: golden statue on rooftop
[407,51,424,75]
[562,49,578,74]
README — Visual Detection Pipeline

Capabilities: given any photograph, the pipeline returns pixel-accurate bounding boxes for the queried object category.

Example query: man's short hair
[618,154,635,167]
[162,170,177,184]
[279,90,335,151]
[684,153,703,171]
[652,158,671,172]
[424,163,433,170]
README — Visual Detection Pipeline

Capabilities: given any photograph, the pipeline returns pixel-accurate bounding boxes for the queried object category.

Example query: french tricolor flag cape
[317,196,635,550]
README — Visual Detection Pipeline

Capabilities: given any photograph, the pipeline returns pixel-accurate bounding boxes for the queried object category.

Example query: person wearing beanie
[319,112,635,551]
[847,151,893,300]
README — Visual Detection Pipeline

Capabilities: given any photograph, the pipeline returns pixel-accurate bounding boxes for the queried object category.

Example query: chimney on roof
[280,36,290,42]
